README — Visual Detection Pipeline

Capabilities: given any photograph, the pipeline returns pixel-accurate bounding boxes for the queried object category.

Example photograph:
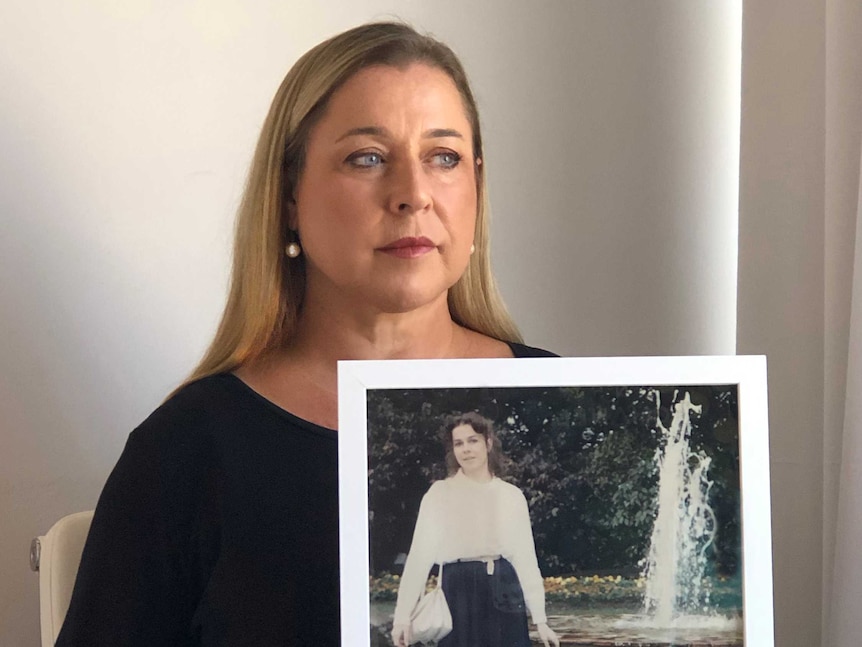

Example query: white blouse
[392,470,547,625]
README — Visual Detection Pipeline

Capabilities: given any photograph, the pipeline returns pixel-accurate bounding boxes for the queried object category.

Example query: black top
[56,342,556,646]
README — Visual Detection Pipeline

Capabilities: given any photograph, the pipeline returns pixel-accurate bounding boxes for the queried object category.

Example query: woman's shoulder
[415,479,451,514]
[165,371,268,413]
[138,372,331,442]
[424,478,450,496]
[122,372,337,495]
[111,375,241,484]
[433,472,523,497]
[127,373,301,466]
[458,328,558,358]
[132,374,244,445]
[507,341,559,358]
[423,474,468,499]
[492,477,530,503]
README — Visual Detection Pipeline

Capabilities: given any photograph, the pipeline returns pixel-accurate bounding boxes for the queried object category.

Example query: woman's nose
[387,160,431,215]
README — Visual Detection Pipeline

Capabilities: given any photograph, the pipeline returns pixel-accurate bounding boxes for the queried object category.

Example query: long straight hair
[181,22,521,390]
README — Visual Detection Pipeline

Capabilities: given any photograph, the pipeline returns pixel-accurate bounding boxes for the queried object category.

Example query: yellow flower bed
[369,572,645,604]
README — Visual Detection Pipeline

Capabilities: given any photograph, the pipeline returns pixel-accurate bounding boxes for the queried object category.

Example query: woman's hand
[391,623,412,647]
[536,622,560,647]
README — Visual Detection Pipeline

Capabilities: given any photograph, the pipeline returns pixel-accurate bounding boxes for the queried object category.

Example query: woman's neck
[290,289,468,362]
[234,292,494,430]
[459,467,494,483]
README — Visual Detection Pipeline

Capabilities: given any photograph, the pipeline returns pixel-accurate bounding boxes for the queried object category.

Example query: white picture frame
[338,356,773,646]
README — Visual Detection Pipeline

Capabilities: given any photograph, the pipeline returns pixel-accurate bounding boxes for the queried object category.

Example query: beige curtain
[826,153,862,645]
[824,0,862,644]
[741,1,862,644]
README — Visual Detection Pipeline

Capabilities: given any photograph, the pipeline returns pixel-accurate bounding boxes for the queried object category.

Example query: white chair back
[31,511,94,647]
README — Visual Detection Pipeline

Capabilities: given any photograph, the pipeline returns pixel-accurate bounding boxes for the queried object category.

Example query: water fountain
[542,390,742,646]
[642,390,715,623]
[605,390,742,646]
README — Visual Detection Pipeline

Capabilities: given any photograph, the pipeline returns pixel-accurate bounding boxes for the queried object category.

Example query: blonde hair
[184,21,521,387]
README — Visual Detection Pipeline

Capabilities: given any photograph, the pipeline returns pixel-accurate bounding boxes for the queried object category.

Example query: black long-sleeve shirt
[57,342,555,646]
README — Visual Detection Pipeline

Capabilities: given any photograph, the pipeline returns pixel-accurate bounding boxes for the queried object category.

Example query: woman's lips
[378,237,436,259]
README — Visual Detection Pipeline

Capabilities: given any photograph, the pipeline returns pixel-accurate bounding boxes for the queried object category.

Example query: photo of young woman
[390,412,559,647]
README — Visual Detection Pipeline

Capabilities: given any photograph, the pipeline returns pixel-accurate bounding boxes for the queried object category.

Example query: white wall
[1,2,748,645]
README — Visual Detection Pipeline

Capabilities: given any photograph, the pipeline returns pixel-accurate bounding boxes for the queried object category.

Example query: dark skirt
[438,558,531,647]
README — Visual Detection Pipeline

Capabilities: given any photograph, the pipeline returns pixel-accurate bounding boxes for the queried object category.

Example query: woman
[56,21,554,646]
[391,413,559,647]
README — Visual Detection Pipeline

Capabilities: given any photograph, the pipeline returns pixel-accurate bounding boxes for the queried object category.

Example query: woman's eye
[347,151,384,168]
[431,151,461,169]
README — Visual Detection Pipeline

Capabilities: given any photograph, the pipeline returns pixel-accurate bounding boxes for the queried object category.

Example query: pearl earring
[470,243,475,254]
[285,242,302,258]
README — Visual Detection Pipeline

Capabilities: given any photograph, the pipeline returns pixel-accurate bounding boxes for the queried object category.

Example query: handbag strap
[437,562,444,589]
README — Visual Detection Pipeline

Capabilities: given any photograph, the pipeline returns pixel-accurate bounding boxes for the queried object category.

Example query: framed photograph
[338,356,773,647]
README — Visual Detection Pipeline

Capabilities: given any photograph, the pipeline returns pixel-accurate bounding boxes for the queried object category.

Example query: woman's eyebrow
[335,126,464,142]
[425,128,463,140]
[336,126,386,142]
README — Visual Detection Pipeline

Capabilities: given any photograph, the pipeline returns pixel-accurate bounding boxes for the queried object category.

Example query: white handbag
[409,563,452,644]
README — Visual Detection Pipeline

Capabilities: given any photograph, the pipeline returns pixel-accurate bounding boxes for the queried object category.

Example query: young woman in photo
[392,412,559,647]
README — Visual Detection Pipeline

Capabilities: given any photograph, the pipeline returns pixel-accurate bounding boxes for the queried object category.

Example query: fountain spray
[642,390,717,625]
